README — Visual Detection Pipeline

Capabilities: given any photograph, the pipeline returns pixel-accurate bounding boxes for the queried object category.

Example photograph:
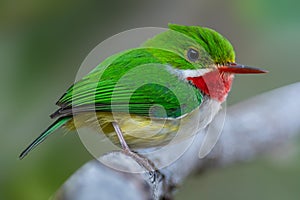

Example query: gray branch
[53,82,300,200]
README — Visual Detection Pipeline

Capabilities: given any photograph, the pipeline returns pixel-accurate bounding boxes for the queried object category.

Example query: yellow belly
[64,109,202,149]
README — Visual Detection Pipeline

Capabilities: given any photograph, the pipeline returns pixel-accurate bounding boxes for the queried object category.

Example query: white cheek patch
[166,65,213,80]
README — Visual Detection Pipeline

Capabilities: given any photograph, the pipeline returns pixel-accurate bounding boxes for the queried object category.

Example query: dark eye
[187,48,199,62]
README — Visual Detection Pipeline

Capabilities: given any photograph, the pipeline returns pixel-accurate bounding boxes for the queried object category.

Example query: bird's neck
[187,71,234,102]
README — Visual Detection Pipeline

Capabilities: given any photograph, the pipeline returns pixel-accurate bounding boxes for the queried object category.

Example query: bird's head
[144,24,267,102]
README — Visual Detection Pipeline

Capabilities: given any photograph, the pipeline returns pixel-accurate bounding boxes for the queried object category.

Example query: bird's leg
[112,122,161,183]
[112,121,130,150]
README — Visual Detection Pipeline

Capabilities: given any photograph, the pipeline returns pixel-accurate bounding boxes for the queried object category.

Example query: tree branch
[53,82,300,200]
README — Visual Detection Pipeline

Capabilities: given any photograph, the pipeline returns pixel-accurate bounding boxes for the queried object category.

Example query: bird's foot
[123,148,162,183]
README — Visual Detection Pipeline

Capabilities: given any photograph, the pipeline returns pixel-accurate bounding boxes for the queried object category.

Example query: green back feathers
[54,48,203,119]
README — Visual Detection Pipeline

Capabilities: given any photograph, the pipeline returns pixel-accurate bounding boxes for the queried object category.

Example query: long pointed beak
[218,63,268,74]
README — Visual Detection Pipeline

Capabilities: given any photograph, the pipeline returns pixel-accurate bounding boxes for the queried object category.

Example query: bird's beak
[218,63,268,74]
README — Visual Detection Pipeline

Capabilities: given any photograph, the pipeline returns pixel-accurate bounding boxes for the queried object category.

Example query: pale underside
[64,96,221,149]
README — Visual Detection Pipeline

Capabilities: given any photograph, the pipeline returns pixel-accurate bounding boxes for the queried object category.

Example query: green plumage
[168,24,235,64]
[53,48,203,119]
[20,24,236,158]
[19,117,71,159]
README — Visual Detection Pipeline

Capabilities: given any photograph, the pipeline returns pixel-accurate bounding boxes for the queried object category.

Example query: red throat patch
[187,70,234,102]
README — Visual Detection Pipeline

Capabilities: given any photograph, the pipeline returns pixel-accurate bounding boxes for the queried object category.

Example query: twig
[53,82,300,200]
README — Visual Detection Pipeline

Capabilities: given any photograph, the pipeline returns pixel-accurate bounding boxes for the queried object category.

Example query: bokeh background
[1,0,300,199]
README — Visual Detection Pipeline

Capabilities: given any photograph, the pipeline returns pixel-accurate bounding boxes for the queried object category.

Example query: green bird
[19,24,266,159]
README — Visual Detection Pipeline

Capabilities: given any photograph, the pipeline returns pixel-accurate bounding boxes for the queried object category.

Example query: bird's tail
[19,116,72,159]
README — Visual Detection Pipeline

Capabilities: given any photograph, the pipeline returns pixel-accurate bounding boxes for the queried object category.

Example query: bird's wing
[51,48,203,119]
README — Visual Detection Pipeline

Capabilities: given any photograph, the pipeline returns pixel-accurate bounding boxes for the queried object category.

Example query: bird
[19,24,267,160]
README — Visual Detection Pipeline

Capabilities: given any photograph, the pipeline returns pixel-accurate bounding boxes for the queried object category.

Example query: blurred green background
[1,0,300,199]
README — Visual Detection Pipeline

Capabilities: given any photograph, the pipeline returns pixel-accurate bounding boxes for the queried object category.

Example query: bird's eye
[187,48,199,62]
